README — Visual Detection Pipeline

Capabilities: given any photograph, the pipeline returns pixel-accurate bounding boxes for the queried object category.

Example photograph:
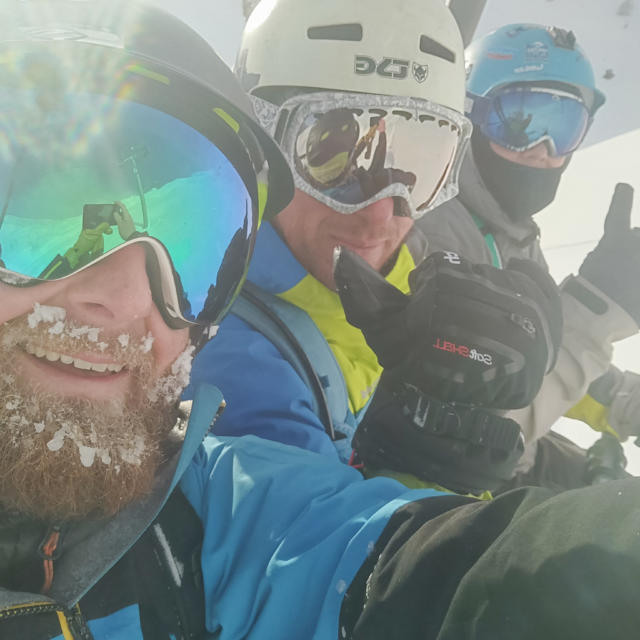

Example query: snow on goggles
[0,48,265,329]
[255,92,471,217]
[468,86,590,156]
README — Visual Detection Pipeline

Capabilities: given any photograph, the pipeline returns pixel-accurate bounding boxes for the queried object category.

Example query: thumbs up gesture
[579,183,640,324]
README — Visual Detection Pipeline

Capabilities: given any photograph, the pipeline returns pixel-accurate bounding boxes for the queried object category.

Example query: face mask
[471,131,570,222]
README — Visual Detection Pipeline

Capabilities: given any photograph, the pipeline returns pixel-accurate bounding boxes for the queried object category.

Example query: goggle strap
[465,93,492,125]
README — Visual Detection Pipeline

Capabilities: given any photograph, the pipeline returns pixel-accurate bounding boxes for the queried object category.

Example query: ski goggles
[0,46,276,329]
[467,86,590,156]
[255,92,472,217]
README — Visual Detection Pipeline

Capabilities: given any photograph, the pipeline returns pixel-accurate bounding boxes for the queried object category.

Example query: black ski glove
[334,248,562,410]
[579,183,640,324]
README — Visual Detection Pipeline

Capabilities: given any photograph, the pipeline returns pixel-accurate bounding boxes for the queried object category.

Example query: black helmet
[0,1,294,333]
[0,0,293,221]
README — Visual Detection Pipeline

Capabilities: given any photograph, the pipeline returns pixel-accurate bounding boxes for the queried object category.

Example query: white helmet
[237,0,465,112]
[236,0,470,216]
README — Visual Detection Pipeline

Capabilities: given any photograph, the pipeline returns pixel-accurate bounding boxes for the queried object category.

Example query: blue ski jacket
[184,222,426,460]
[0,384,443,638]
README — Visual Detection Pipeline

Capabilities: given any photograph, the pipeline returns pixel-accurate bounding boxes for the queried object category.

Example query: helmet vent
[419,34,456,63]
[307,23,363,42]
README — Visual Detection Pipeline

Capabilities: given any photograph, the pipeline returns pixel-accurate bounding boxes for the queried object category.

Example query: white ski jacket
[418,150,638,471]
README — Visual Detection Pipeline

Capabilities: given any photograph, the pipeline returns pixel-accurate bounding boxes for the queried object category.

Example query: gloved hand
[334,248,562,410]
[353,378,524,495]
[579,183,640,324]
[64,222,112,269]
[113,202,136,240]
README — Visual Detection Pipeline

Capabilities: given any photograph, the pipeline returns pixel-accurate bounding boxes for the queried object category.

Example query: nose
[60,244,155,328]
[522,141,566,169]
[353,197,395,226]
[527,141,552,159]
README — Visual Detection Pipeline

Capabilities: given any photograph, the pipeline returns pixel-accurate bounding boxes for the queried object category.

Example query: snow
[27,304,66,329]
[139,332,155,353]
[148,345,196,404]
[46,427,66,452]
[152,523,185,587]
[118,435,145,466]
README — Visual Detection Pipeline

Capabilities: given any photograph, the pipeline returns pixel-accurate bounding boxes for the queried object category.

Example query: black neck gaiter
[471,130,570,223]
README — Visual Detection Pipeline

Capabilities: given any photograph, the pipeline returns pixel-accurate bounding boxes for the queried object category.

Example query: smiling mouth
[338,240,385,251]
[22,343,125,375]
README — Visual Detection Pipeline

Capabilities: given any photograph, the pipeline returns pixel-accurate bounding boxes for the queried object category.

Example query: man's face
[0,244,190,519]
[273,190,414,289]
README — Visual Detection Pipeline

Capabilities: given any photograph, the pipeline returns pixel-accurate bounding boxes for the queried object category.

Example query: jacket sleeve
[179,434,443,640]
[421,207,639,462]
[507,273,638,454]
[183,313,340,458]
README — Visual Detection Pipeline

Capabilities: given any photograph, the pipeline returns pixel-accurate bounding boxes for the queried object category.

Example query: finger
[333,246,407,329]
[604,182,634,236]
[93,222,112,235]
[114,201,132,221]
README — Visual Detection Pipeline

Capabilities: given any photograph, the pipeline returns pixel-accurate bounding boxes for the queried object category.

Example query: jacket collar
[458,149,540,246]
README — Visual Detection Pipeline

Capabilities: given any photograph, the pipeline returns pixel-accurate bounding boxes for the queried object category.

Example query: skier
[3,5,640,639]
[416,24,640,489]
[186,0,563,494]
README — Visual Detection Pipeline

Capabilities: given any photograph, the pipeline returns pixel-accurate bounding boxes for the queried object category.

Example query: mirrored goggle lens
[0,89,255,325]
[482,88,590,156]
[290,105,462,213]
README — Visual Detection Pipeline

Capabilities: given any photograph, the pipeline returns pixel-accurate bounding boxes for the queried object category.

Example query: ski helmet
[0,0,294,333]
[0,0,293,222]
[466,24,605,116]
[237,0,466,113]
[235,0,471,216]
[463,24,605,220]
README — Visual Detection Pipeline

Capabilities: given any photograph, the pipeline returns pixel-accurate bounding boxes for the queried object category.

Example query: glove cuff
[561,275,639,339]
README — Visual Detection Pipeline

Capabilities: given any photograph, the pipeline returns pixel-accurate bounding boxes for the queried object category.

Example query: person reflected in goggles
[38,203,137,279]
[299,112,416,205]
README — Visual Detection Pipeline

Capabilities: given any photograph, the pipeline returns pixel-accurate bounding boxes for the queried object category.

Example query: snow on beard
[0,304,195,520]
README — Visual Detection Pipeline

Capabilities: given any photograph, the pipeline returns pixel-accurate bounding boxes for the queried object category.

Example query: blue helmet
[465,24,605,116]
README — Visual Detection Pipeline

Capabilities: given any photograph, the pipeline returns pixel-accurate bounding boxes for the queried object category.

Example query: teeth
[24,344,124,374]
